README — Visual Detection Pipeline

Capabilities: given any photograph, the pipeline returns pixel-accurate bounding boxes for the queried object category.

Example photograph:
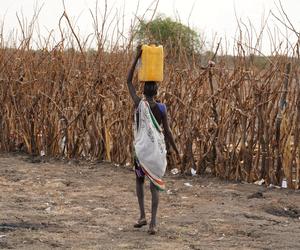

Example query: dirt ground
[0,153,299,250]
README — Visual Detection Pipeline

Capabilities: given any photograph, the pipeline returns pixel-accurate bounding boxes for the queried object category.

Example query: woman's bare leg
[150,182,159,228]
[136,176,146,220]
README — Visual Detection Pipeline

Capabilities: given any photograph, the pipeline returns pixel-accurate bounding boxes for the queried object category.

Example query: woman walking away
[126,46,179,235]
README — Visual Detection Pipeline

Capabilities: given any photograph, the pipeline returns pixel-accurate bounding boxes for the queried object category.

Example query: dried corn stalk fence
[0,14,299,189]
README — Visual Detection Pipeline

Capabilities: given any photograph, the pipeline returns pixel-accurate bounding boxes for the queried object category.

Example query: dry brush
[0,10,299,189]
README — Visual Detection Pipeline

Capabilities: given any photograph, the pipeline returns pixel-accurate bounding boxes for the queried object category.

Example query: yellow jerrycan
[138,44,164,82]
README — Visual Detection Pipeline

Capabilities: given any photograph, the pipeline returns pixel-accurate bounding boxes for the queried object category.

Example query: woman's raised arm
[127,46,142,107]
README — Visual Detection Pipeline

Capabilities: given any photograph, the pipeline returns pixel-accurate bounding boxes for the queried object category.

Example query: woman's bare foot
[147,224,157,235]
[133,218,147,228]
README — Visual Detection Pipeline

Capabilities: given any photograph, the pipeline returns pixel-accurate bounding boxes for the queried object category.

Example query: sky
[0,0,299,54]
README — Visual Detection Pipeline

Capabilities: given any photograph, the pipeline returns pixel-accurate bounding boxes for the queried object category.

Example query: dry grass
[0,3,299,189]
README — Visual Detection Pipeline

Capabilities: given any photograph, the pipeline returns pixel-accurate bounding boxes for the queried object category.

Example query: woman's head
[143,81,158,97]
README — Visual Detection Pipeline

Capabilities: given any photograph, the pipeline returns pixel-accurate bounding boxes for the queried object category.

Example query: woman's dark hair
[143,81,158,97]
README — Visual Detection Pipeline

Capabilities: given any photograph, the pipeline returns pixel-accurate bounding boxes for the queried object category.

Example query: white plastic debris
[40,150,45,156]
[254,179,265,186]
[93,207,108,212]
[191,168,197,176]
[268,184,281,189]
[217,233,225,241]
[171,168,179,175]
[60,136,67,152]
[184,182,193,187]
[281,178,287,188]
[45,207,51,213]
[0,235,6,238]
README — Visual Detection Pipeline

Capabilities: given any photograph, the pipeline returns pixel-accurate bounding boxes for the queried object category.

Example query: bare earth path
[0,153,299,250]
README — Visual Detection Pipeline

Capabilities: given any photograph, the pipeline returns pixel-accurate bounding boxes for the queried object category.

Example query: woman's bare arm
[162,111,179,155]
[126,47,142,107]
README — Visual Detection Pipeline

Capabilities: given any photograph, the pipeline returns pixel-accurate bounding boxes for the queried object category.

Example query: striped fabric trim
[144,101,163,133]
[141,164,165,191]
